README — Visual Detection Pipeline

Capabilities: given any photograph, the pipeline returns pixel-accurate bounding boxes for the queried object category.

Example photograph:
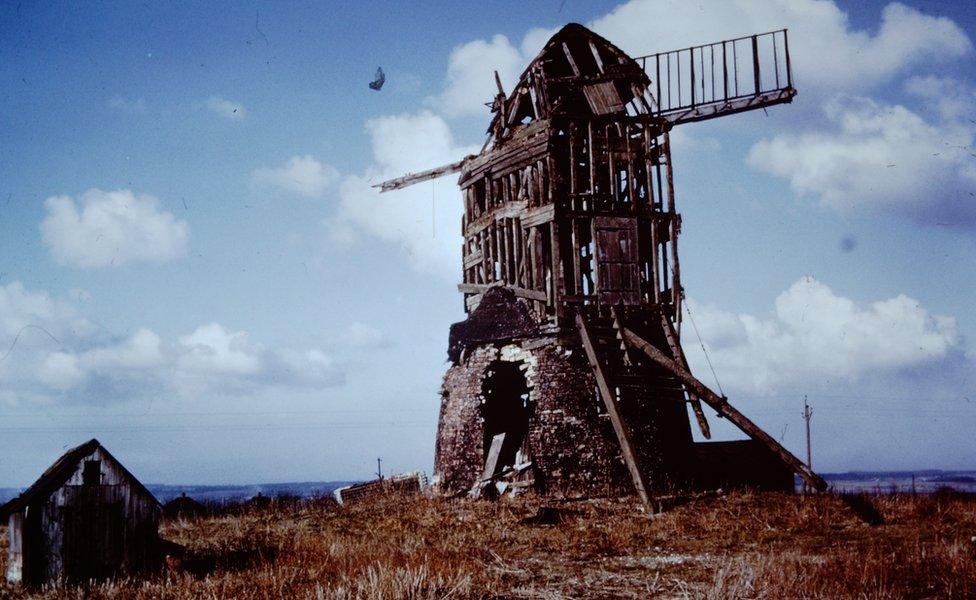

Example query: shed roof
[0,438,160,519]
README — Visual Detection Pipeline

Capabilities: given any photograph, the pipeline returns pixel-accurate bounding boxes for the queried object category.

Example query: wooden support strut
[658,310,711,439]
[576,314,654,513]
[618,326,828,492]
[374,157,473,193]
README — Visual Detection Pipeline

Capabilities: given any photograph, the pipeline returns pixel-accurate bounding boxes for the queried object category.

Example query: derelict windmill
[376,24,827,509]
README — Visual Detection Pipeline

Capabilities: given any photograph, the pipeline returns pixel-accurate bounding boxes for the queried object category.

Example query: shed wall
[19,446,161,585]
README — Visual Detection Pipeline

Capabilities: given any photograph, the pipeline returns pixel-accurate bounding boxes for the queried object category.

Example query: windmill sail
[636,29,795,126]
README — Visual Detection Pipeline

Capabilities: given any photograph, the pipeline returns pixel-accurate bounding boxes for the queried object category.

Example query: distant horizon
[3,468,976,494]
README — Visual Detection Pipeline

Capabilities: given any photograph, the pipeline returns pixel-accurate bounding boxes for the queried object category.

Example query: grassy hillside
[1,491,974,598]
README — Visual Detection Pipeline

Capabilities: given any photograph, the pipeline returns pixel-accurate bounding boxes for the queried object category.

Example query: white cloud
[334,110,480,275]
[0,282,345,403]
[425,1,970,121]
[178,323,262,375]
[343,322,391,349]
[175,323,344,393]
[748,94,976,228]
[684,277,960,395]
[0,281,91,341]
[589,0,970,93]
[904,75,976,121]
[41,189,189,268]
[206,96,245,119]
[253,155,339,197]
[427,34,525,118]
[37,352,85,390]
[83,329,164,370]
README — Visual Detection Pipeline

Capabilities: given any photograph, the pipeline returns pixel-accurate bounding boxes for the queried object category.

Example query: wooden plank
[513,218,523,287]
[374,156,472,193]
[584,82,626,115]
[588,41,605,73]
[464,250,483,270]
[521,204,555,228]
[576,315,653,512]
[587,121,596,194]
[480,433,507,482]
[618,327,828,492]
[569,220,580,296]
[562,41,581,77]
[464,200,527,238]
[457,282,547,302]
[659,311,711,439]
[551,220,565,317]
[499,220,509,282]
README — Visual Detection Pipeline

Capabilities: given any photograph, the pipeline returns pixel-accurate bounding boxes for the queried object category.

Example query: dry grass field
[1,490,974,599]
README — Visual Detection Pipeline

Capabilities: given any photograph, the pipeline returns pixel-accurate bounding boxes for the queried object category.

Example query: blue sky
[1,0,975,487]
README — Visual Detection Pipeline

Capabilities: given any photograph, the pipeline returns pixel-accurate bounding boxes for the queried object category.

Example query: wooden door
[593,216,640,305]
[62,486,124,581]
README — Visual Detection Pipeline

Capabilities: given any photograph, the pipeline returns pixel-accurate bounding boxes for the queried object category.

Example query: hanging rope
[682,296,725,398]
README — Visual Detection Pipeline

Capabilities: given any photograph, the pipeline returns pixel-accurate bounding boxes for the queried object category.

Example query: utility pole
[802,395,813,472]
[376,458,383,480]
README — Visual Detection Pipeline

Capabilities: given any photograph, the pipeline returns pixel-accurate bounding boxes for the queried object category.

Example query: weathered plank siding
[2,441,162,587]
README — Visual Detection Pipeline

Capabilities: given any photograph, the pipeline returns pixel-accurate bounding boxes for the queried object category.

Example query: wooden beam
[619,327,828,492]
[577,315,653,512]
[562,42,581,77]
[457,282,547,302]
[521,204,555,228]
[481,433,506,481]
[659,311,711,439]
[373,156,472,193]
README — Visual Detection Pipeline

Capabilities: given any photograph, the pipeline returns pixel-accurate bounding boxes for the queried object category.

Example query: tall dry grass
[0,491,973,599]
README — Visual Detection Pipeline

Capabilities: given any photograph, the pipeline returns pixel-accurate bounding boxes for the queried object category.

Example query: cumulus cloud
[904,75,976,121]
[83,329,164,370]
[427,34,526,118]
[342,322,391,349]
[0,282,344,403]
[178,323,262,375]
[334,110,480,275]
[684,277,961,395]
[589,0,970,94]
[253,155,339,197]
[41,189,189,268]
[425,1,970,120]
[206,96,245,119]
[174,323,343,392]
[748,94,976,228]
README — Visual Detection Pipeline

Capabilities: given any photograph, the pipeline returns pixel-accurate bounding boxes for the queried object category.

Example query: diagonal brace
[619,327,828,492]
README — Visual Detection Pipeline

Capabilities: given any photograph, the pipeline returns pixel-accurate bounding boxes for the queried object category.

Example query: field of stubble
[1,490,974,599]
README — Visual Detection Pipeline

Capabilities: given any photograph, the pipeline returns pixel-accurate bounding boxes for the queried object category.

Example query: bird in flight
[369,67,385,91]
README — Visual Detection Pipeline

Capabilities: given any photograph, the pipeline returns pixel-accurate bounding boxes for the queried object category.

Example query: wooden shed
[0,439,163,586]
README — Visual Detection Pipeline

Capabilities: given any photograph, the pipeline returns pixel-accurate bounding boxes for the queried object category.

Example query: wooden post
[619,326,828,492]
[659,311,711,439]
[577,315,654,512]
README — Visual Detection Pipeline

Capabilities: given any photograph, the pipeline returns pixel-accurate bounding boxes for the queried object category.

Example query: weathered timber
[375,156,474,193]
[659,310,710,438]
[458,282,547,302]
[577,314,653,512]
[1,440,165,586]
[619,327,829,492]
[480,433,506,482]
